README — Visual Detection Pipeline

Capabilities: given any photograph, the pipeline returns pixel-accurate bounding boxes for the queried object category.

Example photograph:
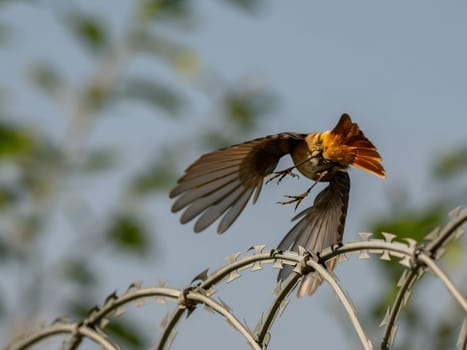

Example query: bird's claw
[266,168,299,185]
[278,192,308,210]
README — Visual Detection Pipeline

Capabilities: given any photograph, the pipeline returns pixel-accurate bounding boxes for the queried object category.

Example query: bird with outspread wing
[170,114,385,297]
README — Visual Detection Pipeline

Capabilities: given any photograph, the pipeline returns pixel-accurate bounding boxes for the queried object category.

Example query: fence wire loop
[5,207,466,350]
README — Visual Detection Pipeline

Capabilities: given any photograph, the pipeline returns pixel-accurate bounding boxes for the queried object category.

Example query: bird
[169,113,385,296]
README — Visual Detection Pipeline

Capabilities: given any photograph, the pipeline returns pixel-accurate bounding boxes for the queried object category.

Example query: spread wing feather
[170,133,305,233]
[277,171,350,297]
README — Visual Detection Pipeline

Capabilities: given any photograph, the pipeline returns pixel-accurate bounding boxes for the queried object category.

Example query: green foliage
[28,62,63,97]
[107,213,151,256]
[80,148,118,173]
[433,145,467,179]
[138,0,193,22]
[68,12,108,52]
[61,259,97,286]
[367,144,466,350]
[0,122,33,158]
[105,320,147,349]
[225,0,266,13]
[131,156,177,195]
[223,85,277,130]
[67,301,147,349]
[117,77,185,115]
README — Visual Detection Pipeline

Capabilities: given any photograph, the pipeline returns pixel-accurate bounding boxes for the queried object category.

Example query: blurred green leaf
[223,85,277,130]
[83,80,112,110]
[68,302,147,348]
[433,145,467,179]
[117,78,184,115]
[202,130,237,149]
[107,213,150,255]
[0,185,20,208]
[0,122,33,158]
[130,31,199,75]
[28,62,63,96]
[106,320,147,349]
[131,157,177,195]
[80,149,118,173]
[61,259,96,286]
[370,205,447,243]
[68,12,108,52]
[224,0,265,13]
[138,0,192,22]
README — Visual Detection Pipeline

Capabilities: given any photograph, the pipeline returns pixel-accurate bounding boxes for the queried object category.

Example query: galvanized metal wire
[4,207,466,350]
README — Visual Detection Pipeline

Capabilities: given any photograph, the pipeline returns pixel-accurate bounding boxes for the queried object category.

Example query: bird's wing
[170,133,306,233]
[277,171,350,297]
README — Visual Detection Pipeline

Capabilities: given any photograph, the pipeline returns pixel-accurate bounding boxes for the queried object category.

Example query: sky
[1,0,466,349]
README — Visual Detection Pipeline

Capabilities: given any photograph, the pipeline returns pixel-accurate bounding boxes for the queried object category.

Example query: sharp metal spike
[203,304,214,313]
[454,227,465,239]
[272,281,282,295]
[225,252,242,263]
[449,206,462,218]
[456,318,467,349]
[404,238,417,249]
[388,324,398,346]
[381,232,396,243]
[167,331,177,349]
[338,253,348,262]
[160,313,169,328]
[359,250,370,259]
[434,248,447,260]
[279,300,289,316]
[217,297,232,313]
[242,318,253,334]
[115,307,126,316]
[251,261,263,272]
[156,296,167,304]
[127,281,143,291]
[379,306,391,327]
[206,287,217,297]
[191,268,209,284]
[157,279,167,288]
[86,305,100,317]
[254,313,264,334]
[104,291,118,306]
[425,226,441,241]
[249,244,267,254]
[402,290,412,307]
[399,256,411,268]
[263,333,271,348]
[298,245,306,255]
[226,271,241,283]
[99,318,109,329]
[397,270,410,287]
[272,260,284,269]
[358,232,373,241]
[380,250,391,261]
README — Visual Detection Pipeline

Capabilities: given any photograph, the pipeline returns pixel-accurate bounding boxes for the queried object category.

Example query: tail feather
[321,114,385,178]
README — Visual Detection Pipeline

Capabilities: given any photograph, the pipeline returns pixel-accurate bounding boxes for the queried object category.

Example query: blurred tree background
[0,1,465,349]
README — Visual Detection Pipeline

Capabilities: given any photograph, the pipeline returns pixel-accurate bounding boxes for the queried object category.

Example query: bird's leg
[266,165,300,185]
[278,171,328,210]
[266,155,316,185]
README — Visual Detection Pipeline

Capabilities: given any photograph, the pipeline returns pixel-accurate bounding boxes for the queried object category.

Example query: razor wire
[4,207,466,350]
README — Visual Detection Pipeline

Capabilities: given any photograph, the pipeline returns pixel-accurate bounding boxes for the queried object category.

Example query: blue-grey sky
[1,0,466,349]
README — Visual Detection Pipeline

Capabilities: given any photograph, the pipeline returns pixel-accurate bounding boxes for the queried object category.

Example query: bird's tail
[321,114,385,178]
[277,171,350,297]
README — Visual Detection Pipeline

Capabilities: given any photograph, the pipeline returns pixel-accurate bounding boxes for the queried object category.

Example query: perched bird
[170,114,384,296]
